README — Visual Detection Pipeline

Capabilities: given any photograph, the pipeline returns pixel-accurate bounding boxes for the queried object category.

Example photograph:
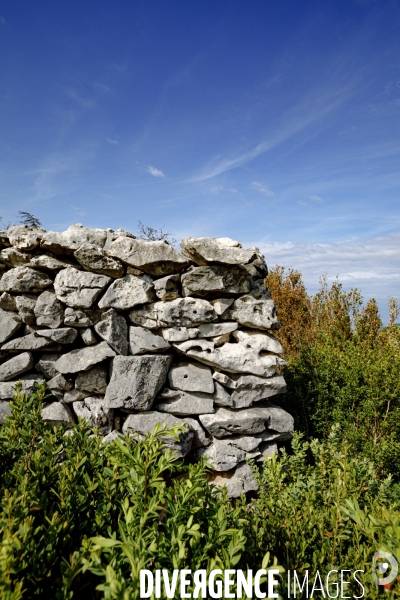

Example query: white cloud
[146,165,165,178]
[252,182,274,197]
[106,138,118,145]
[309,195,324,202]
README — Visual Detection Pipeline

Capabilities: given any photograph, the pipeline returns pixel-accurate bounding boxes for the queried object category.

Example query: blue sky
[1,0,399,320]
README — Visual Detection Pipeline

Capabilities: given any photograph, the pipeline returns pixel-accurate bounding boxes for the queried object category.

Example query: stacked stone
[0,223,293,497]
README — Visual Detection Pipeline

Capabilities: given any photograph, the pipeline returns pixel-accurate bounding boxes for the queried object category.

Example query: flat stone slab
[107,236,189,276]
[29,254,73,270]
[98,274,154,310]
[94,309,128,355]
[129,297,216,329]
[75,366,107,394]
[41,224,107,254]
[54,267,111,308]
[230,374,287,408]
[197,322,238,338]
[182,265,250,298]
[34,291,64,328]
[2,333,61,352]
[168,362,214,393]
[180,237,259,266]
[0,352,33,382]
[199,405,293,438]
[161,327,200,342]
[0,267,52,293]
[54,342,116,374]
[74,244,124,278]
[104,355,172,410]
[0,308,22,343]
[226,294,280,330]
[36,328,78,345]
[129,326,170,355]
[156,389,215,416]
[122,411,194,457]
[41,401,75,425]
[232,330,283,354]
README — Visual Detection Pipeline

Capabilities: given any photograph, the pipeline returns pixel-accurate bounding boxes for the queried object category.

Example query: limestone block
[210,461,257,498]
[122,411,194,457]
[0,231,10,246]
[29,254,73,270]
[225,435,262,453]
[153,274,180,301]
[212,371,237,388]
[232,329,283,354]
[174,339,284,377]
[156,388,214,416]
[1,247,31,267]
[35,328,77,345]
[0,352,34,381]
[0,375,45,400]
[63,388,90,403]
[180,237,258,266]
[0,293,17,311]
[75,366,107,394]
[35,353,62,379]
[226,294,280,330]
[107,236,189,276]
[181,265,250,297]
[104,228,136,252]
[41,224,107,254]
[98,274,154,310]
[80,328,97,345]
[104,355,172,410]
[64,308,93,327]
[94,309,128,355]
[0,308,22,343]
[211,298,234,315]
[129,326,170,355]
[254,429,293,443]
[197,322,238,338]
[47,373,74,395]
[129,297,216,329]
[15,294,36,325]
[213,381,233,407]
[54,342,116,374]
[196,439,245,471]
[7,225,46,251]
[168,362,214,393]
[0,400,12,423]
[182,417,211,448]
[74,244,124,278]
[161,327,200,342]
[256,442,279,462]
[230,374,287,408]
[41,402,75,425]
[54,267,111,308]
[34,291,64,328]
[101,429,125,444]
[72,396,112,435]
[199,405,293,438]
[2,333,61,352]
[0,267,52,293]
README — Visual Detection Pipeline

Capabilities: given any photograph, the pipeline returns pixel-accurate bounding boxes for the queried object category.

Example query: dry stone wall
[0,223,293,497]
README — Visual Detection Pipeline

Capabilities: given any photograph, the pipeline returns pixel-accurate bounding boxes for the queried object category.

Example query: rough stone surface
[15,294,36,325]
[122,411,194,457]
[153,274,180,301]
[63,388,89,403]
[41,402,75,425]
[232,329,283,354]
[129,326,170,355]
[29,254,72,270]
[168,362,214,393]
[34,291,64,328]
[98,274,154,310]
[1,247,32,267]
[35,353,62,379]
[198,322,238,338]
[108,237,189,276]
[0,308,22,343]
[256,442,278,462]
[182,417,211,448]
[174,339,284,377]
[0,292,17,311]
[0,375,44,400]
[101,429,125,444]
[64,308,93,327]
[47,374,74,399]
[210,461,257,498]
[182,265,250,298]
[212,372,237,388]
[105,355,172,410]
[0,352,33,382]
[54,268,111,308]
[36,328,78,345]
[0,267,52,293]
[199,405,293,438]
[230,374,287,408]
[213,381,233,407]
[72,396,112,435]
[0,231,10,246]
[41,224,107,254]
[196,439,245,471]
[75,366,107,394]
[8,226,46,251]
[0,400,12,423]
[2,333,60,352]
[80,328,97,345]
[54,342,116,374]
[74,244,124,278]
[156,389,214,415]
[181,237,258,266]
[211,298,234,315]
[129,297,216,329]
[95,309,128,355]
[226,294,280,330]
[162,327,200,342]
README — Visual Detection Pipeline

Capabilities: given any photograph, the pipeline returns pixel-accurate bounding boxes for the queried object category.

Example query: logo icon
[372,552,398,586]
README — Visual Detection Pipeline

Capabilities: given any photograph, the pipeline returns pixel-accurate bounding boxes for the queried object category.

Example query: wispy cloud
[146,165,165,178]
[252,181,274,197]
[106,138,118,145]
[309,195,324,202]
[0,16,5,24]
[65,88,95,109]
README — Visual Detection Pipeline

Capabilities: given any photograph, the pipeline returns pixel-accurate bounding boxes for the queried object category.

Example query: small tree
[18,211,42,228]
[137,220,176,246]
